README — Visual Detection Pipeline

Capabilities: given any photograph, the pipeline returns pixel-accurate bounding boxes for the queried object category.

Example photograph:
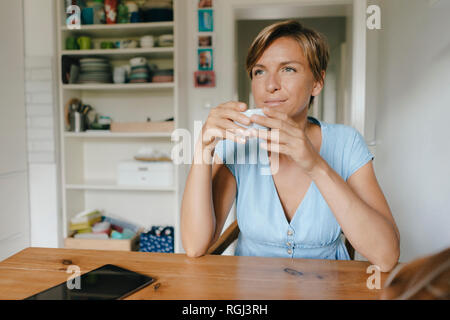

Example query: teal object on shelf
[111,230,123,239]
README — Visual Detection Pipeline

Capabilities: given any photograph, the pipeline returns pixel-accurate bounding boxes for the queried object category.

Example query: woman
[181,20,400,272]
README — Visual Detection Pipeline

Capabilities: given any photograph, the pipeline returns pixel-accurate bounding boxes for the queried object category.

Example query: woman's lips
[264,100,287,107]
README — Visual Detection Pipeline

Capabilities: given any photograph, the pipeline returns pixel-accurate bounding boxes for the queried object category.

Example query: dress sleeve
[214,139,237,177]
[345,128,374,180]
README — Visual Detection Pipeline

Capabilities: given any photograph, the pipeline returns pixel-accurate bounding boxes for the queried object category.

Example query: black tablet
[24,264,155,300]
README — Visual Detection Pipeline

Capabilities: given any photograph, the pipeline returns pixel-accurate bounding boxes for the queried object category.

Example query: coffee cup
[66,36,78,50]
[140,35,154,48]
[113,66,127,84]
[77,36,92,50]
[120,39,138,49]
[101,41,115,49]
[130,11,140,23]
[130,57,147,66]
[235,108,268,130]
[81,7,94,25]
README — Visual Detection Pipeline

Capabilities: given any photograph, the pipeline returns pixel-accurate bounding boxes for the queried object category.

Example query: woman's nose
[265,72,281,93]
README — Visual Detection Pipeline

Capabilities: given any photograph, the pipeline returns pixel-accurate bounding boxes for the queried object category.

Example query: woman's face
[251,36,324,119]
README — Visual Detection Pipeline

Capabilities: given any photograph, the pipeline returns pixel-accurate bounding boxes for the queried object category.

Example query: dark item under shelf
[139,8,173,22]
[61,56,80,84]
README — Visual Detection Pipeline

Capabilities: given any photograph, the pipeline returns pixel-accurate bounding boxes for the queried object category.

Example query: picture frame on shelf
[194,71,215,88]
[198,48,213,70]
[198,9,213,32]
[198,34,213,48]
[198,0,213,9]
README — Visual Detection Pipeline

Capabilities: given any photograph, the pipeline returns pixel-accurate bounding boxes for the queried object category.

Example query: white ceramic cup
[129,57,147,66]
[140,36,154,48]
[126,2,138,13]
[235,108,268,130]
[113,67,126,83]
[122,39,138,49]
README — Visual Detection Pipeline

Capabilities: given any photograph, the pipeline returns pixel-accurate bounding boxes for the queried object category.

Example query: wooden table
[0,247,388,300]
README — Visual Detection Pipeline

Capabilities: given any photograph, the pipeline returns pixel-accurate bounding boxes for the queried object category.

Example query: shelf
[65,180,175,192]
[57,0,183,254]
[64,131,173,139]
[60,22,174,37]
[62,82,174,91]
[61,47,173,60]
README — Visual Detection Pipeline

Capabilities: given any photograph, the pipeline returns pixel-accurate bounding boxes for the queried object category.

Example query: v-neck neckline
[267,117,325,227]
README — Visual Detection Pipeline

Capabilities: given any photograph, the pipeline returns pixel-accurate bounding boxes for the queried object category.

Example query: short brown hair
[246,20,329,107]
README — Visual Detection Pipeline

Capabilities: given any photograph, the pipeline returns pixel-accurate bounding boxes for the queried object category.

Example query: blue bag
[139,226,174,253]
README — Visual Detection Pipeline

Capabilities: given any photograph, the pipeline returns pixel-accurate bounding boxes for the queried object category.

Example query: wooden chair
[207,220,356,260]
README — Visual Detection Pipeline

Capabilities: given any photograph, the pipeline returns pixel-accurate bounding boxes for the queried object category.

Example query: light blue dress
[214,117,374,260]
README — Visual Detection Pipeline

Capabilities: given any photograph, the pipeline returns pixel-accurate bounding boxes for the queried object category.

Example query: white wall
[367,0,450,261]
[0,0,30,260]
[24,0,55,57]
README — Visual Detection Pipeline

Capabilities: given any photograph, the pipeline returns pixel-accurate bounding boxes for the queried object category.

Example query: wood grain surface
[0,247,389,300]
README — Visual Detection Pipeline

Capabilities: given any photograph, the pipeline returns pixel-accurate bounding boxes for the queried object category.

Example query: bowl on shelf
[157,34,173,47]
[151,69,173,83]
[130,57,147,66]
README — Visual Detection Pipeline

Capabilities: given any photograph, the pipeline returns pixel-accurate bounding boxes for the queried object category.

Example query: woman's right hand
[199,101,252,158]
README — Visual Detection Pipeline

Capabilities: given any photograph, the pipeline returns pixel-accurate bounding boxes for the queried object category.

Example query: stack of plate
[78,58,112,84]
[129,64,150,83]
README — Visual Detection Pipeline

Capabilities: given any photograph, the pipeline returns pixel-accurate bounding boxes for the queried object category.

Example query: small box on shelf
[117,161,174,188]
[64,229,141,252]
[110,120,174,133]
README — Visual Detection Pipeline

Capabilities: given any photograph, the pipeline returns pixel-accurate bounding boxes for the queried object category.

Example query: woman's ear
[311,71,326,97]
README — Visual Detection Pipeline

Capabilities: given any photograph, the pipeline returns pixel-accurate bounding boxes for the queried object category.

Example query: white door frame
[217,0,367,133]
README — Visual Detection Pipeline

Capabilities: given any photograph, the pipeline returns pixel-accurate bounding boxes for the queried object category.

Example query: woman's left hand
[248,107,322,175]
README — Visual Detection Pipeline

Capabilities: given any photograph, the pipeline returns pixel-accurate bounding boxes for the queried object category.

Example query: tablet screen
[25,264,155,300]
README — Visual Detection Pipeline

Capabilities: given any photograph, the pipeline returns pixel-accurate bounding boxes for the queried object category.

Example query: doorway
[215,0,368,256]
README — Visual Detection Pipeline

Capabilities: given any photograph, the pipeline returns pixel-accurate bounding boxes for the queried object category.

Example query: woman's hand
[248,107,322,175]
[198,101,251,161]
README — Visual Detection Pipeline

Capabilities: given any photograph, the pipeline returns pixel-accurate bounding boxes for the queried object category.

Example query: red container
[105,0,117,24]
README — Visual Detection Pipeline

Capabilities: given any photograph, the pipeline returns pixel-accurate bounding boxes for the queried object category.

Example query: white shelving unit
[56,0,188,253]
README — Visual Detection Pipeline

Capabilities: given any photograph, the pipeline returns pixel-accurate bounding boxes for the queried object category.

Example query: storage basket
[139,226,174,253]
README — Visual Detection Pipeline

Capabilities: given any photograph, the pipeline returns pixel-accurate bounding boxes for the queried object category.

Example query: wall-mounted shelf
[65,180,176,192]
[60,21,174,37]
[64,131,173,139]
[62,83,174,91]
[62,47,174,60]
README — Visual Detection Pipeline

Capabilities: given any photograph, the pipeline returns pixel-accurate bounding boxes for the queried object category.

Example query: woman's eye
[283,66,296,72]
[253,69,264,76]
